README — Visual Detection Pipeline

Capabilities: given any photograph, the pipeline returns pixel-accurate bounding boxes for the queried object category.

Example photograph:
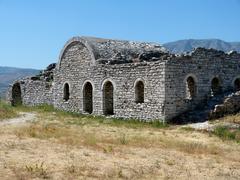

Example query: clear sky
[0,0,240,69]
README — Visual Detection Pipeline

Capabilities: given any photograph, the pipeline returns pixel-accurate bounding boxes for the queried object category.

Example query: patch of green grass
[66,115,168,129]
[181,126,195,132]
[0,100,18,120]
[15,104,55,113]
[14,104,169,129]
[213,125,240,143]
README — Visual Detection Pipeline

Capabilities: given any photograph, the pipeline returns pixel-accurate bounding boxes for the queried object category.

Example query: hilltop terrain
[0,103,239,179]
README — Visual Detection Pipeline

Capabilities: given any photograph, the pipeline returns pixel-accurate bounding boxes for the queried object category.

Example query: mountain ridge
[0,66,39,98]
[163,39,240,54]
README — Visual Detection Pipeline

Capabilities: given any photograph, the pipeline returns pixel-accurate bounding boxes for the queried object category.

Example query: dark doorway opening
[103,81,114,115]
[83,82,93,114]
[11,83,22,106]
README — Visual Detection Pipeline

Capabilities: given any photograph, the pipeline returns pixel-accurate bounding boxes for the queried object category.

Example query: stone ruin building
[6,36,240,122]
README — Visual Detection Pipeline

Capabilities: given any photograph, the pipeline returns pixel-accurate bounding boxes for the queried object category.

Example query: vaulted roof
[58,36,168,67]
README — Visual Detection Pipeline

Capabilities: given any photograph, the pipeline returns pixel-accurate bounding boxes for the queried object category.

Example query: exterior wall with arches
[164,49,240,120]
[7,79,53,107]
[53,58,166,120]
[51,36,167,120]
[7,37,240,122]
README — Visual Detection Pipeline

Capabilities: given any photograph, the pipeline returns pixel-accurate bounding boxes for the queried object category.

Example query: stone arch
[211,77,222,96]
[184,74,197,99]
[11,82,22,106]
[102,80,114,115]
[63,83,70,101]
[134,79,144,103]
[233,78,240,91]
[83,81,93,114]
[57,37,96,69]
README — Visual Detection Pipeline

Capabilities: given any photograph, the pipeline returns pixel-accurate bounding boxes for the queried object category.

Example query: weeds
[25,161,49,179]
[213,125,240,143]
[119,133,128,145]
[181,126,195,131]
[0,100,17,120]
[14,104,169,130]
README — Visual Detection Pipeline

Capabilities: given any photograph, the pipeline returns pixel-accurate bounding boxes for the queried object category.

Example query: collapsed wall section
[164,48,240,121]
[7,79,53,106]
[6,64,55,106]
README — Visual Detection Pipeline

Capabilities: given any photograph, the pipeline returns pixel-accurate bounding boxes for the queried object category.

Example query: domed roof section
[81,36,168,65]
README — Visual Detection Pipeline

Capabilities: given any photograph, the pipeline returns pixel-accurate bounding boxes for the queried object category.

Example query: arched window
[234,78,240,91]
[103,81,114,115]
[186,76,196,99]
[135,81,144,103]
[211,77,221,96]
[83,82,93,114]
[11,82,22,106]
[63,83,70,101]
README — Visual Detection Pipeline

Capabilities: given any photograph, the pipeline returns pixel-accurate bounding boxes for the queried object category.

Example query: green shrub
[213,125,240,143]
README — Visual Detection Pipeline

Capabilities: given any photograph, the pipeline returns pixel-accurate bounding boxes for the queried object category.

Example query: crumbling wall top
[170,47,240,61]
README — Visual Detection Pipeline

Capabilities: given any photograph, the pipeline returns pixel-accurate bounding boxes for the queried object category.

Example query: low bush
[213,125,240,143]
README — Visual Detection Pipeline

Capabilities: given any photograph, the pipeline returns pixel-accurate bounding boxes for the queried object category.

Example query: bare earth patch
[0,110,239,179]
[0,112,36,126]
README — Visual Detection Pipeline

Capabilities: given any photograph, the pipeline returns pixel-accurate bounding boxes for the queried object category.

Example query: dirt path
[0,112,36,126]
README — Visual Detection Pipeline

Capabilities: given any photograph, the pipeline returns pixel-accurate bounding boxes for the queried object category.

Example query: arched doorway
[234,78,240,91]
[186,76,196,99]
[103,81,114,115]
[211,77,221,96]
[11,82,22,106]
[83,82,93,114]
[135,81,144,103]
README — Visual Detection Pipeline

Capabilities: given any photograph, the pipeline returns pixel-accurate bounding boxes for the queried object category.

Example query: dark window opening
[186,76,196,99]
[135,81,144,103]
[63,83,70,101]
[211,77,221,96]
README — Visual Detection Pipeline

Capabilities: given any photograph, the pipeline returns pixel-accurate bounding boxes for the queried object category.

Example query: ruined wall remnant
[6,36,240,122]
[209,91,240,119]
[6,64,55,106]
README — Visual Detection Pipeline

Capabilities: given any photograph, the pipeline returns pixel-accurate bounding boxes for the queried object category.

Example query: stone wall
[6,36,240,123]
[164,48,240,120]
[53,39,166,120]
[7,79,53,106]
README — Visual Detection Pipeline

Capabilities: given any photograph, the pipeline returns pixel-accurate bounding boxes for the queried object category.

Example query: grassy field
[0,102,240,179]
[0,100,17,120]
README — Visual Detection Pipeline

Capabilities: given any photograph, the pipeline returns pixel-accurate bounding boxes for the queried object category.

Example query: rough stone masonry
[6,36,240,122]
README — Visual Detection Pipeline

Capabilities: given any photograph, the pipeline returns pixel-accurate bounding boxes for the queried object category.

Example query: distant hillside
[163,39,240,54]
[0,66,39,98]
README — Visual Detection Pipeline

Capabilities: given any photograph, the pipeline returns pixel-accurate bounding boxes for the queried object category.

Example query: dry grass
[0,101,17,120]
[0,105,240,179]
[218,113,240,124]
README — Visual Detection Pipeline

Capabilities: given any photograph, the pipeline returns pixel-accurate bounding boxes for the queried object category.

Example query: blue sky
[0,0,240,69]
